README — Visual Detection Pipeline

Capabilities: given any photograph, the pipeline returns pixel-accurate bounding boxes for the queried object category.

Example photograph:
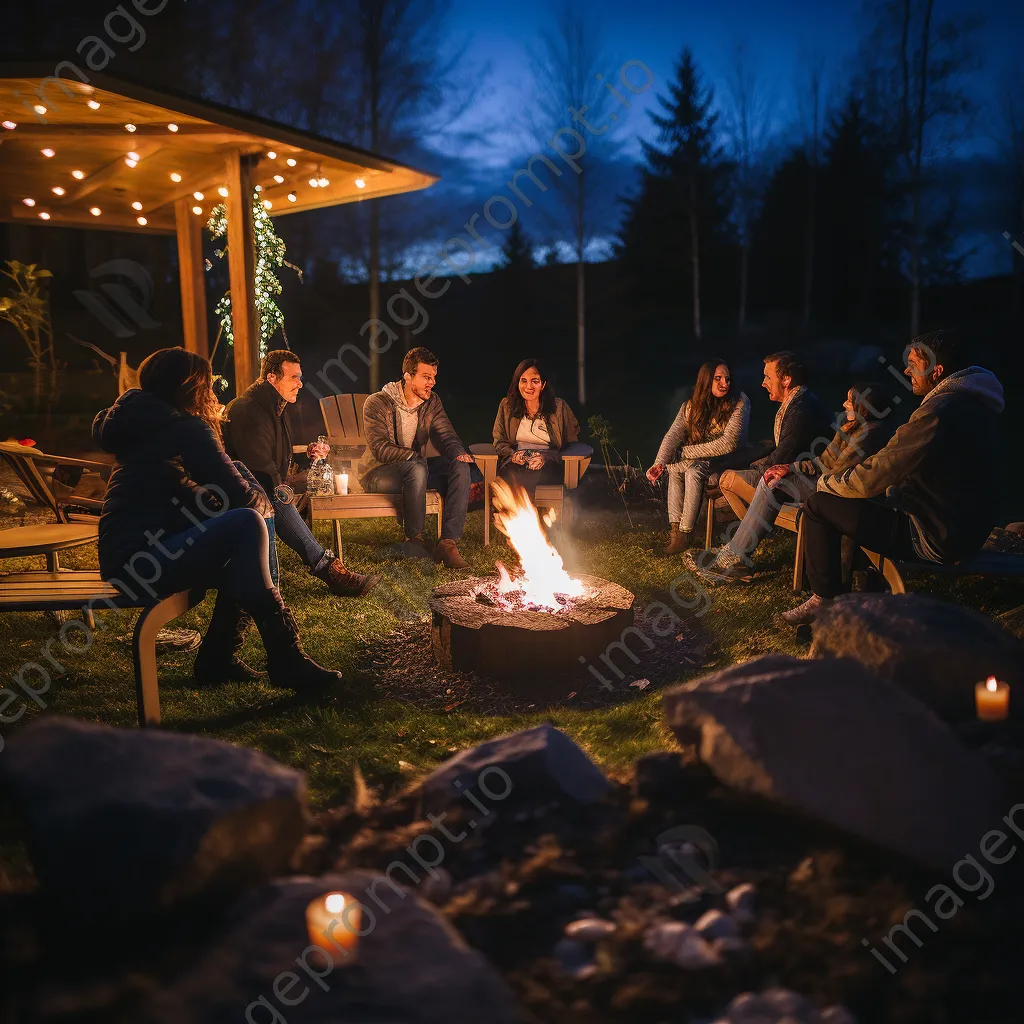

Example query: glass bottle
[307,435,334,495]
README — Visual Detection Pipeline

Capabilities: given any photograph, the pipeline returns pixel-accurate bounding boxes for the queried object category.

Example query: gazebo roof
[0,64,438,235]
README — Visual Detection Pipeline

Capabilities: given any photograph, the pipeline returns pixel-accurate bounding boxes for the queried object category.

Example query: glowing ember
[474,479,588,613]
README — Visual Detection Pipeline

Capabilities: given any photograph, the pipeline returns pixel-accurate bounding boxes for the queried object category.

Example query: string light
[38,211,50,220]
[89,207,101,216]
[131,201,143,211]
[71,170,85,179]
[308,177,319,188]
[167,123,178,132]
[273,174,284,183]
[127,151,140,161]
[287,192,297,202]
[355,177,366,188]
[22,198,35,206]
[217,186,229,198]
[170,172,182,182]
[41,148,55,157]
[51,186,66,196]
[192,205,203,215]
[124,158,137,168]
[263,199,272,209]
[87,99,101,110]
[208,187,295,358]
[266,151,277,159]
[286,158,296,167]
[124,123,136,132]
[137,216,148,225]
[317,175,329,187]
[33,104,47,115]
[193,191,204,200]
[2,120,17,130]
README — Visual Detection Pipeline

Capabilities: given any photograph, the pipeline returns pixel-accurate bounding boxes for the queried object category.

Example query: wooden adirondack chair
[0,441,112,572]
[310,394,443,559]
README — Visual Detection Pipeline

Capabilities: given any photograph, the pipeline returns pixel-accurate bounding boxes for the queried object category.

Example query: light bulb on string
[87,99,101,110]
[132,201,143,211]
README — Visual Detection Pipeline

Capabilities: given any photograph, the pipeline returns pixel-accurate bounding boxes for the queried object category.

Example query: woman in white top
[492,358,586,496]
[646,360,750,554]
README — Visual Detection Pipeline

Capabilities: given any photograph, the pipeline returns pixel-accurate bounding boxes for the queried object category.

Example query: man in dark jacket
[718,350,833,520]
[781,330,1005,625]
[359,346,474,567]
[224,350,378,598]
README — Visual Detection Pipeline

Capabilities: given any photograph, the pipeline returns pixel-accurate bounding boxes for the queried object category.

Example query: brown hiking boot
[663,524,693,555]
[435,538,468,568]
[317,558,381,598]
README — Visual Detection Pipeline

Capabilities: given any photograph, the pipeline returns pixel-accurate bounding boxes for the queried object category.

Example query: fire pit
[430,479,635,693]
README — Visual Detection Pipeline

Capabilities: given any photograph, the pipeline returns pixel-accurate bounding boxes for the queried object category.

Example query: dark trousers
[802,492,916,598]
[498,460,564,496]
[363,455,471,541]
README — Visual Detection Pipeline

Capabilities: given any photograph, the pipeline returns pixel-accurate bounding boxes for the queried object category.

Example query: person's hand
[248,488,274,519]
[307,440,331,461]
[646,463,665,484]
[527,453,545,471]
[762,464,790,488]
[511,450,528,465]
[456,453,474,464]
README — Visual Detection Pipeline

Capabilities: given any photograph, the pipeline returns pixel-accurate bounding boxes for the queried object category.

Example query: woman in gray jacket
[646,360,750,554]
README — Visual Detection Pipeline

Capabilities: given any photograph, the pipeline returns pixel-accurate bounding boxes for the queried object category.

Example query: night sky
[414,0,1024,278]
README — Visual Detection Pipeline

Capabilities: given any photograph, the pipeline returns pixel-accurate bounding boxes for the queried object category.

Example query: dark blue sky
[401,0,1024,277]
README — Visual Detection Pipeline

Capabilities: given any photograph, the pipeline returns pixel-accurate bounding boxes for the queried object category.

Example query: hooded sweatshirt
[383,380,423,450]
[92,389,261,580]
[817,366,1005,563]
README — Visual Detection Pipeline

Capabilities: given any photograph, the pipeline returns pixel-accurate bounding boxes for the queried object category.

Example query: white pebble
[694,909,738,941]
[565,917,616,942]
[818,1006,857,1024]
[725,881,757,923]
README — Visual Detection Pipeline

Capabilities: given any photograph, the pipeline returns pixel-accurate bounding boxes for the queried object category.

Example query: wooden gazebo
[0,65,438,388]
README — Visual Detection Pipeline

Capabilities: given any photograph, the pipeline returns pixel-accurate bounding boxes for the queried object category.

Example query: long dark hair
[138,347,222,432]
[841,380,894,433]
[506,358,558,419]
[686,359,736,443]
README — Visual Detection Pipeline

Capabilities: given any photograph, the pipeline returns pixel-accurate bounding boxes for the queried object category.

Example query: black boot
[252,605,343,691]
[193,594,262,685]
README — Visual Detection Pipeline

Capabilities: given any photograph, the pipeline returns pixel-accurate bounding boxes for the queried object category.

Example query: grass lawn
[2,498,1023,880]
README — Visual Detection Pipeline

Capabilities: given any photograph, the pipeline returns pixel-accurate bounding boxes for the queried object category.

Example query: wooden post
[225,151,259,390]
[174,197,209,358]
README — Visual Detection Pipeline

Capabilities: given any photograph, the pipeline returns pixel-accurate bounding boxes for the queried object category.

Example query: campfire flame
[480,478,587,612]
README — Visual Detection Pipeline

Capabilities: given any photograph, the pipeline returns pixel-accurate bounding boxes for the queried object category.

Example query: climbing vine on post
[207,187,301,359]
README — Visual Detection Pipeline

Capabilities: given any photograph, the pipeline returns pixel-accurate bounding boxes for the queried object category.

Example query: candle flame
[986,677,998,692]
[324,892,345,914]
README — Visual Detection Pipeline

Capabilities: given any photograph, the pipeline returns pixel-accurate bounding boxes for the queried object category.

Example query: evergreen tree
[499,221,537,272]
[617,49,733,340]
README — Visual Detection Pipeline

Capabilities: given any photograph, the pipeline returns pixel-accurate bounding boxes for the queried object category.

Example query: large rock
[810,593,1024,720]
[410,724,610,815]
[662,656,1006,871]
[138,872,525,1023]
[0,717,307,918]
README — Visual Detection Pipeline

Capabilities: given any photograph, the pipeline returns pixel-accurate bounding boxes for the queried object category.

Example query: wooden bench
[0,523,99,572]
[312,393,443,559]
[0,570,206,727]
[469,445,591,546]
[859,548,1024,595]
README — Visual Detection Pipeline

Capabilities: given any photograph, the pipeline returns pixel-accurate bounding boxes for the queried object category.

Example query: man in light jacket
[359,347,474,567]
[780,330,1005,625]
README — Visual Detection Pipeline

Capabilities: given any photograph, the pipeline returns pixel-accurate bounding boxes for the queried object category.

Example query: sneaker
[435,538,469,569]
[155,627,202,653]
[403,534,435,561]
[777,593,832,626]
[700,560,755,584]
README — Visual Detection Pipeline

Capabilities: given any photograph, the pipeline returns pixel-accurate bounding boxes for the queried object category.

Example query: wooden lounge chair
[0,440,111,524]
[0,570,205,726]
[468,445,592,546]
[311,393,443,560]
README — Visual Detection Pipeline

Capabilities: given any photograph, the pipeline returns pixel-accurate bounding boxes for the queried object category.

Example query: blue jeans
[728,472,816,562]
[147,507,284,615]
[667,459,712,532]
[231,462,281,589]
[363,455,470,541]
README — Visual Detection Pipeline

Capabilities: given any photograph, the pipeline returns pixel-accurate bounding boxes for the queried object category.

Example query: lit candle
[305,891,360,961]
[334,472,349,496]
[975,676,1009,721]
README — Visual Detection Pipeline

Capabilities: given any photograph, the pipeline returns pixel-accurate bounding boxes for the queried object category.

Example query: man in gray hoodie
[780,330,1005,625]
[358,347,474,567]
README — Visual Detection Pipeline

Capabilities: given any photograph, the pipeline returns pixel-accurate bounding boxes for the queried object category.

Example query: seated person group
[92,345,591,692]
[92,330,1001,693]
[646,331,1004,625]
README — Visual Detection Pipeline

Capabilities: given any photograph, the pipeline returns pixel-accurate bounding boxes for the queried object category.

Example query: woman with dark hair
[92,346,341,691]
[696,380,898,583]
[646,360,750,554]
[492,358,588,495]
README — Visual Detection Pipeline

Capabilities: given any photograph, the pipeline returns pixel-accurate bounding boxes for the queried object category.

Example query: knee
[408,458,429,484]
[720,470,736,490]
[452,458,470,478]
